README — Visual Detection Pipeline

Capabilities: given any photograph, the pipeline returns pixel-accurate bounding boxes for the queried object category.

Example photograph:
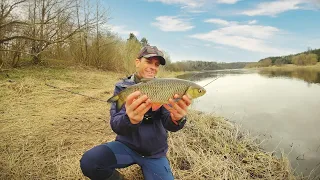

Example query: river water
[177,68,320,178]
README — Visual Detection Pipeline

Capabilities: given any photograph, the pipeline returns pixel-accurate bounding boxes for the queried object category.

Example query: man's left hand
[163,94,192,123]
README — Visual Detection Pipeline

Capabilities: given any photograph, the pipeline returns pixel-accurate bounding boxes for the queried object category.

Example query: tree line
[0,0,151,75]
[165,60,248,71]
[245,48,320,68]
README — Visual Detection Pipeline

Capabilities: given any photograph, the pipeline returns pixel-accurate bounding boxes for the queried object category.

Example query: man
[80,46,191,180]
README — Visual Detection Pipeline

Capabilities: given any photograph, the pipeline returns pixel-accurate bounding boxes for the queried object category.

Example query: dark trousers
[80,141,174,180]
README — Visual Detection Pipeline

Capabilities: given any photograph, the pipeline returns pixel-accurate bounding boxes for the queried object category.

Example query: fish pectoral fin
[151,103,162,111]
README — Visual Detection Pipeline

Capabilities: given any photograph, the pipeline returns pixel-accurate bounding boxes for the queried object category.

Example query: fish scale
[137,79,190,103]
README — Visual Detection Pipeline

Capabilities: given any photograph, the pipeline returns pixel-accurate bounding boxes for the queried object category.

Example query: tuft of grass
[3,78,35,94]
[0,66,300,180]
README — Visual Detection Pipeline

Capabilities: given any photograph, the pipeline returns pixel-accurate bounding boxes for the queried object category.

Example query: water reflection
[258,69,320,84]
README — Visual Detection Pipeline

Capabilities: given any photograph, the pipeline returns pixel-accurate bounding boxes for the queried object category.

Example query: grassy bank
[0,66,298,179]
[250,62,320,71]
[251,63,320,84]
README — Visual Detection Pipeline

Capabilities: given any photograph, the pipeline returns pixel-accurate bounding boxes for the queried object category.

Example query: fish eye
[198,89,202,93]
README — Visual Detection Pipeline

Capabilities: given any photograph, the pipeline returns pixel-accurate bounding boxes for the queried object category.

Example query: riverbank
[249,62,320,72]
[0,66,299,179]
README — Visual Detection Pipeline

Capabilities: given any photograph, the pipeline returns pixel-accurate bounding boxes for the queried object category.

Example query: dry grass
[167,111,297,180]
[0,66,299,180]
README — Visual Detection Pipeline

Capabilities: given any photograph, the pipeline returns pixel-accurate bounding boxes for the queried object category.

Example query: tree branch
[1,0,27,20]
[0,36,51,44]
[0,49,37,57]
[0,21,29,29]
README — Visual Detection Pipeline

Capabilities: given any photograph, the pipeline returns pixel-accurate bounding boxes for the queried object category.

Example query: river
[177,68,320,178]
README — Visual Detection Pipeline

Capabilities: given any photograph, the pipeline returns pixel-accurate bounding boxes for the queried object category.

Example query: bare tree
[92,0,109,67]
[0,0,149,72]
[0,0,27,66]
[69,0,112,68]
[26,0,91,64]
[70,0,99,65]
[0,0,27,43]
[1,0,99,65]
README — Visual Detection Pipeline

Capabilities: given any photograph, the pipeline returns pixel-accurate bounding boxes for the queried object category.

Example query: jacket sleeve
[109,85,141,136]
[160,106,186,132]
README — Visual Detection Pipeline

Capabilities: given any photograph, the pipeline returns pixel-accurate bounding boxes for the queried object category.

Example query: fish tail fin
[107,94,119,103]
[107,95,125,112]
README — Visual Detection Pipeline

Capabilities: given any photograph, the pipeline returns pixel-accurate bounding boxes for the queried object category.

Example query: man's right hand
[125,91,152,124]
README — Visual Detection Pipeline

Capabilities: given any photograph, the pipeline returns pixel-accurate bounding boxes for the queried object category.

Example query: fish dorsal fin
[141,78,154,83]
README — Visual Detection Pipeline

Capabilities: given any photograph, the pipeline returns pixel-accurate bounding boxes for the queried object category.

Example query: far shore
[246,62,320,71]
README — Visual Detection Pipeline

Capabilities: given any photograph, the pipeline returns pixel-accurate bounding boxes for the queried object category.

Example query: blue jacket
[109,74,187,158]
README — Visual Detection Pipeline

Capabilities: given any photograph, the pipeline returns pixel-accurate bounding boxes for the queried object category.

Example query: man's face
[135,57,160,78]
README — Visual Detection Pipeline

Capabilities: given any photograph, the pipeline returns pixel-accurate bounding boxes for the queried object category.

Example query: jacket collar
[116,74,136,88]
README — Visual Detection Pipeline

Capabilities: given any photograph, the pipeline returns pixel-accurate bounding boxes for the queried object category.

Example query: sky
[102,0,320,62]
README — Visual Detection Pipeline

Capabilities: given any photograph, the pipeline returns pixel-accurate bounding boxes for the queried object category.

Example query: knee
[80,145,116,179]
[80,148,97,178]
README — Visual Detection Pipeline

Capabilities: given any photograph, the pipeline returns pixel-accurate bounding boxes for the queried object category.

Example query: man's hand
[125,91,152,124]
[163,94,192,123]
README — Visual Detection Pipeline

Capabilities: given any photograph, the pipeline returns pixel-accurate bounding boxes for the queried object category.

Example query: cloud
[248,20,257,24]
[147,0,204,8]
[187,10,207,13]
[204,18,238,26]
[147,0,239,10]
[152,16,194,32]
[107,25,139,36]
[204,44,228,50]
[218,25,279,39]
[216,0,239,4]
[205,18,258,26]
[190,19,284,54]
[241,0,319,16]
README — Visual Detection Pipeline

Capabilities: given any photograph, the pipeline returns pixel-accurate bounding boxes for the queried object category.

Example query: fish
[107,78,206,112]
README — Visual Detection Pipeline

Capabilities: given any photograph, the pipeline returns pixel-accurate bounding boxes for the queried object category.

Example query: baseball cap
[137,46,166,65]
